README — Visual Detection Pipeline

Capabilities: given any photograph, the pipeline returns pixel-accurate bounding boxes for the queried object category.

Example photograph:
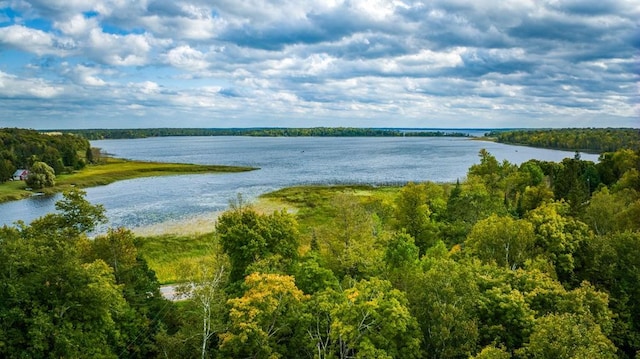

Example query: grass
[0,157,256,203]
[0,180,33,202]
[135,232,220,284]
[260,184,401,240]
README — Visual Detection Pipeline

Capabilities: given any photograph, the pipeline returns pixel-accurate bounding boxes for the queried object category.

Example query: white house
[12,169,29,181]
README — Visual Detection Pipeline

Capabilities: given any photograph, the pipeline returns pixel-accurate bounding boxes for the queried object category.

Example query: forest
[59,127,470,140]
[488,128,640,153]
[1,143,639,358]
[0,128,91,183]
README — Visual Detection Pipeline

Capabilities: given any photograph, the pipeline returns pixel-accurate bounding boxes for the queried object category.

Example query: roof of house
[13,169,28,176]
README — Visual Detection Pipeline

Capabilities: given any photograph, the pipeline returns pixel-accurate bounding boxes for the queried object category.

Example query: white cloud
[0,70,64,98]
[54,14,99,36]
[163,45,209,71]
[0,24,74,56]
[64,64,107,86]
[86,28,152,66]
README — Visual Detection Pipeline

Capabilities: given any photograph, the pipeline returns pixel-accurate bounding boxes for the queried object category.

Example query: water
[0,136,598,231]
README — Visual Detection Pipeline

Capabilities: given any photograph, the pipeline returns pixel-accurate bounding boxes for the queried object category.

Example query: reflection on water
[0,136,599,232]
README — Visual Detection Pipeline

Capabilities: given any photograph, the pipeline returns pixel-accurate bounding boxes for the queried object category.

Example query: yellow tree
[219,273,309,359]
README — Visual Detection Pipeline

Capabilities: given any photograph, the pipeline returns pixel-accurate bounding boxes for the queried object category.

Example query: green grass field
[0,157,256,203]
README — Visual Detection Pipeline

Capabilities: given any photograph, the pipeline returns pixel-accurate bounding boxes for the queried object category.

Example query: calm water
[0,136,598,231]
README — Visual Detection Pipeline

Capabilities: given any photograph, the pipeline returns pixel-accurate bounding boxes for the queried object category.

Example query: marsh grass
[260,185,401,241]
[135,232,220,284]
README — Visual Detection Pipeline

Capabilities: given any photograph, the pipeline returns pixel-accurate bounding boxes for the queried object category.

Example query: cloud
[0,70,64,98]
[163,45,209,71]
[0,24,74,56]
[0,0,637,128]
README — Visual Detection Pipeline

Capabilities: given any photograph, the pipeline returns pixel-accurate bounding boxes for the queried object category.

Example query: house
[12,169,29,181]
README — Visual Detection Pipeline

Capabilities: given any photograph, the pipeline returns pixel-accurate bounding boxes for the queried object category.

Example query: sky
[0,0,638,129]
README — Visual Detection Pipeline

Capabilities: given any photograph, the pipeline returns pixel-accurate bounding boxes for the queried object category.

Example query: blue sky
[0,0,638,129]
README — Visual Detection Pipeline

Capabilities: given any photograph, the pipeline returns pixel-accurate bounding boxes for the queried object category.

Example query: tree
[581,187,640,235]
[318,193,383,280]
[25,161,55,189]
[466,214,535,270]
[577,231,640,356]
[472,346,511,359]
[54,189,107,235]
[216,206,299,286]
[408,257,480,359]
[82,227,175,358]
[218,273,308,358]
[384,231,420,292]
[330,277,422,359]
[0,214,128,358]
[394,182,437,253]
[518,184,554,214]
[525,201,591,284]
[518,313,617,359]
[177,257,227,359]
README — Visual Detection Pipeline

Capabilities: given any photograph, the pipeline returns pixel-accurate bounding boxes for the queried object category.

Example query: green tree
[518,313,617,359]
[25,161,56,189]
[82,227,175,358]
[384,231,420,291]
[54,189,107,235]
[408,256,480,359]
[330,277,422,359]
[394,182,437,253]
[577,231,640,356]
[216,206,299,286]
[0,216,127,358]
[318,193,383,279]
[466,215,535,269]
[472,345,511,359]
[525,202,591,284]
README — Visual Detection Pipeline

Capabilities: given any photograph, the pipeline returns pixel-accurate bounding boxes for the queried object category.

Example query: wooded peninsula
[0,127,639,358]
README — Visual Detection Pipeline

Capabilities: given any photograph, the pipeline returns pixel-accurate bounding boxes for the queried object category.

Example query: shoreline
[132,197,298,237]
[0,157,257,204]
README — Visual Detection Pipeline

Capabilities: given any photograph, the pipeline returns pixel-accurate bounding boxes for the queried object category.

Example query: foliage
[488,128,640,153]
[0,191,174,358]
[329,277,422,359]
[466,214,535,269]
[517,313,617,359]
[218,273,308,359]
[25,161,56,189]
[0,128,90,182]
[216,205,300,286]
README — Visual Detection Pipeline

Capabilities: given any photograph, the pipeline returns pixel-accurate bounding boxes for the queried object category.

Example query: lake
[0,136,598,231]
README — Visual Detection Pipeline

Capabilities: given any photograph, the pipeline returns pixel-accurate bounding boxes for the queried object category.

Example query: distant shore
[0,157,257,204]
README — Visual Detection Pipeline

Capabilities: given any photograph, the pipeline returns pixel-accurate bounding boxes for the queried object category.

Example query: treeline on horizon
[58,127,471,140]
[488,128,640,153]
[1,145,639,358]
[0,128,91,183]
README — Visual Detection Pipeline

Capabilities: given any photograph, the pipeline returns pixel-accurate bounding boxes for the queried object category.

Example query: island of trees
[1,140,639,358]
